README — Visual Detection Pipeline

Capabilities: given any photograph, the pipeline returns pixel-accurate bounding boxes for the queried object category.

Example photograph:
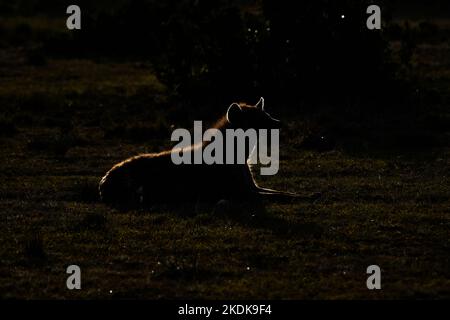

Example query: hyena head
[226,97,281,130]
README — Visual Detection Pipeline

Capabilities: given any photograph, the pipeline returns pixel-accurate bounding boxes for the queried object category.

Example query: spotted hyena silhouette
[99,98,298,208]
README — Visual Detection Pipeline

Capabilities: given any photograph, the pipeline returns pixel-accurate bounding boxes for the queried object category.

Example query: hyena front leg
[255,187,321,202]
[255,186,299,197]
[244,165,298,197]
[247,168,320,201]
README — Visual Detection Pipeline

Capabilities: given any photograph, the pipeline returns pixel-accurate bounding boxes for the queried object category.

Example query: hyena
[99,98,298,208]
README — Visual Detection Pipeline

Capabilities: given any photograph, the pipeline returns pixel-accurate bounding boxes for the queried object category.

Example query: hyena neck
[202,115,254,162]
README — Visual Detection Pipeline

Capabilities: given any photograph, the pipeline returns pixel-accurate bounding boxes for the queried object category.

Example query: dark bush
[38,0,399,112]
[150,0,397,110]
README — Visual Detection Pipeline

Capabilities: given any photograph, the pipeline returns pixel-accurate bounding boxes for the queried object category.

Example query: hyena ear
[255,97,265,111]
[226,103,242,124]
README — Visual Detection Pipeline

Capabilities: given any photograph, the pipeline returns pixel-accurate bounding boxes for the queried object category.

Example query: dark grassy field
[1,18,450,299]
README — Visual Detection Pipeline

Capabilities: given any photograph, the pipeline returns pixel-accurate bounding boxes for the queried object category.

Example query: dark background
[0,1,449,299]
